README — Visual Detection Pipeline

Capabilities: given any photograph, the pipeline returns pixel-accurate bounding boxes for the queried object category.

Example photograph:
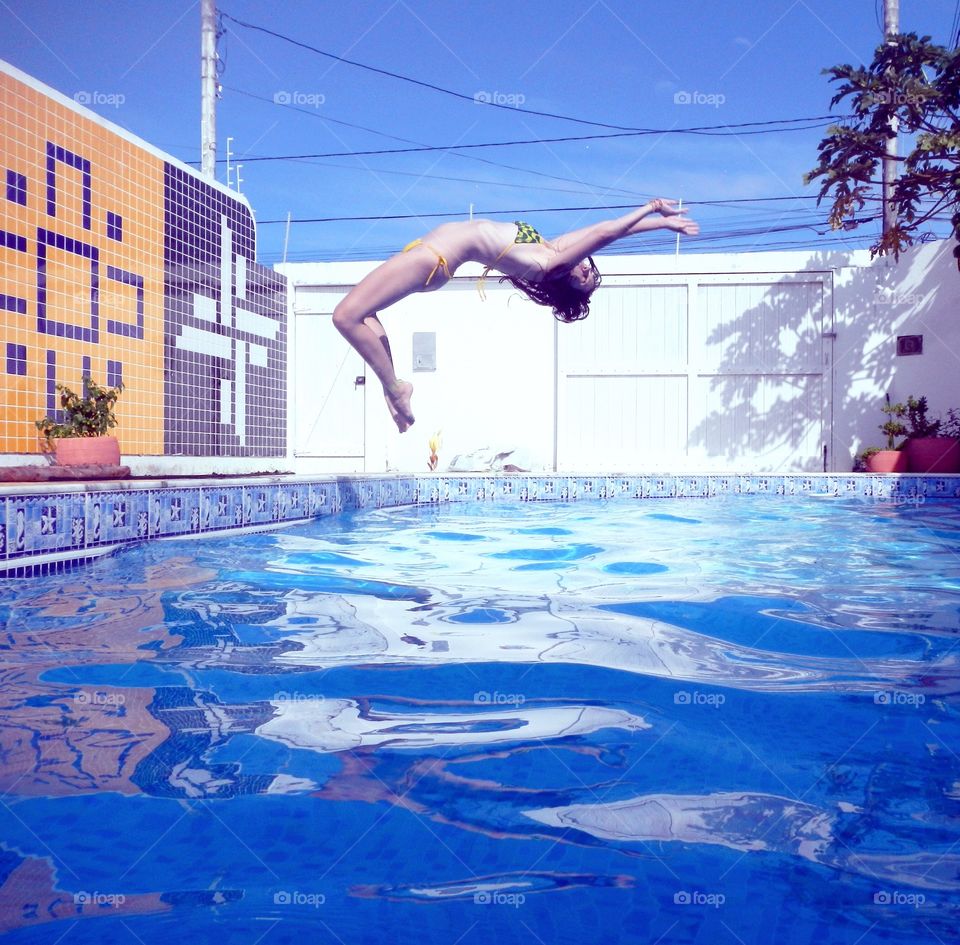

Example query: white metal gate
[292,290,366,463]
[556,272,833,471]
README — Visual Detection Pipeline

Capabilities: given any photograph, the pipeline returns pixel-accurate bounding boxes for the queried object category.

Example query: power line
[208,117,839,166]
[220,12,848,137]
[218,12,726,134]
[220,84,648,199]
[255,196,824,225]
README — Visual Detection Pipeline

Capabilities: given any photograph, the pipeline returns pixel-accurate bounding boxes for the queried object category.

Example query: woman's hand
[663,214,700,235]
[649,198,686,217]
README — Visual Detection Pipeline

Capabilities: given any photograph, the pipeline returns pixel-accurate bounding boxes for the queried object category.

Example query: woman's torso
[418,219,555,282]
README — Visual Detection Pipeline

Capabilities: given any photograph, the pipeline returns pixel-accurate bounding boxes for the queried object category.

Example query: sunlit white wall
[280,239,960,474]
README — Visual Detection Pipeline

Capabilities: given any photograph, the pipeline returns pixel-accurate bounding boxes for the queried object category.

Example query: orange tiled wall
[0,71,164,454]
[0,65,287,459]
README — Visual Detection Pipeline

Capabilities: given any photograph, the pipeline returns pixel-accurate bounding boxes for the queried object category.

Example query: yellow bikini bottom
[402,239,451,286]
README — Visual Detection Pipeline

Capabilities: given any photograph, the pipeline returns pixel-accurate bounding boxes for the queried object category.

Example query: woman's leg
[363,315,409,429]
[332,248,441,432]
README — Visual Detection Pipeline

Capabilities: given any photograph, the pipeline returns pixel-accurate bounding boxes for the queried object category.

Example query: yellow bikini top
[477,221,545,299]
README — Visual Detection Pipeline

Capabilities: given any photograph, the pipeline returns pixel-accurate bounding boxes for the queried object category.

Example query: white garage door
[292,291,366,462]
[556,273,833,472]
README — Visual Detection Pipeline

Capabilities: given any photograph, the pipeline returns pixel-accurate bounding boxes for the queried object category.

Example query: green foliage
[805,33,960,262]
[904,394,940,438]
[939,407,960,438]
[879,400,908,449]
[35,377,123,442]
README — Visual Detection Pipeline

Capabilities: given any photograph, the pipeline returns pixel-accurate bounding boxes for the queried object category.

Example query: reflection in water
[0,845,241,936]
[1,499,959,943]
[259,700,648,751]
[351,870,635,902]
[525,790,960,892]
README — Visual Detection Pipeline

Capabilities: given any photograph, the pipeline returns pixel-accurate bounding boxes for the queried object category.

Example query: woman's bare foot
[386,380,415,432]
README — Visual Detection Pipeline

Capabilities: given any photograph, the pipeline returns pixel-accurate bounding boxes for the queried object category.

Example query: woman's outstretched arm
[546,200,698,275]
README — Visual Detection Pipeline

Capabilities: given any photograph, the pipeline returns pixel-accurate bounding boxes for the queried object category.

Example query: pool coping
[1,471,958,576]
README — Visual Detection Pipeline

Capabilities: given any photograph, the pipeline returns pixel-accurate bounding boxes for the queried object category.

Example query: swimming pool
[1,493,958,944]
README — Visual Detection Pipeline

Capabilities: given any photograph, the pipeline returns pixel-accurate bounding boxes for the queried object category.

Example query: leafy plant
[879,399,908,449]
[805,33,960,263]
[35,377,123,442]
[939,407,960,439]
[905,394,940,438]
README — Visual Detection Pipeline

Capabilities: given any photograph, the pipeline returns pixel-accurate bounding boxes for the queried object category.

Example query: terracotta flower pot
[54,435,121,466]
[864,450,907,473]
[906,437,960,474]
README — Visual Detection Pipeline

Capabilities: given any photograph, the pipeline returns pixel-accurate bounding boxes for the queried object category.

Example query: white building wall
[832,240,960,466]
[278,238,960,474]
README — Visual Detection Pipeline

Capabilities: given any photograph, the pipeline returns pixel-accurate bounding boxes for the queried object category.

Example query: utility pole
[200,0,217,179]
[882,0,899,240]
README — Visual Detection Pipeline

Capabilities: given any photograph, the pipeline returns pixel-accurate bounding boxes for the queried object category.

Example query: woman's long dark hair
[500,257,601,323]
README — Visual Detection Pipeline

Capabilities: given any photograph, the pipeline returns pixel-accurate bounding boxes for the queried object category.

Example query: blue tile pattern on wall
[46,141,92,229]
[6,342,26,375]
[5,168,26,205]
[0,228,27,314]
[1,473,958,577]
[105,265,143,339]
[162,164,286,458]
[37,228,99,343]
[106,209,122,241]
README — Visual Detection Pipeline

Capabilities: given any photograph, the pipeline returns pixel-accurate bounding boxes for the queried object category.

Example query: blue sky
[2,0,957,264]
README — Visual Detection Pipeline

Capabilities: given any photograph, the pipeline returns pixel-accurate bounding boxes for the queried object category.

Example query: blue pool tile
[2,472,960,576]
[308,482,338,515]
[6,493,78,557]
[393,477,416,508]
[198,487,243,532]
[242,486,277,526]
[86,491,141,546]
[356,480,379,510]
[149,489,202,537]
[273,484,308,522]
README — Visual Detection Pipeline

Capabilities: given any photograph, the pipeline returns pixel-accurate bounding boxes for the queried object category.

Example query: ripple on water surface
[1,495,959,945]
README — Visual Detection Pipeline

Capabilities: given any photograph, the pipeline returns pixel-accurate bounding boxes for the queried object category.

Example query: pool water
[1,495,959,944]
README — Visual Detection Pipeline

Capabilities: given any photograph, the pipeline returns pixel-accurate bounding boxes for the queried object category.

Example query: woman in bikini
[332,198,699,432]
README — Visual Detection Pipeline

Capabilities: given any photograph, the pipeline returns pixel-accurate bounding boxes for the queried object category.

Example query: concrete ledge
[0,464,131,483]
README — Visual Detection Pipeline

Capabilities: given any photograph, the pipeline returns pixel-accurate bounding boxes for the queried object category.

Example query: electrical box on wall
[897,334,923,356]
[412,332,437,371]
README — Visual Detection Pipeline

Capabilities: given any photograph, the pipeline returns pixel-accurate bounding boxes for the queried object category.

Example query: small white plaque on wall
[412,332,436,372]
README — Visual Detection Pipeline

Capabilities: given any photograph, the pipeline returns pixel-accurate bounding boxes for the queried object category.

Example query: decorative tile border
[0,473,957,576]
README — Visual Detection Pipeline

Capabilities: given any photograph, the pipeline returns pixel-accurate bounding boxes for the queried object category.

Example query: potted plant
[35,376,123,466]
[859,397,908,473]
[904,395,960,474]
